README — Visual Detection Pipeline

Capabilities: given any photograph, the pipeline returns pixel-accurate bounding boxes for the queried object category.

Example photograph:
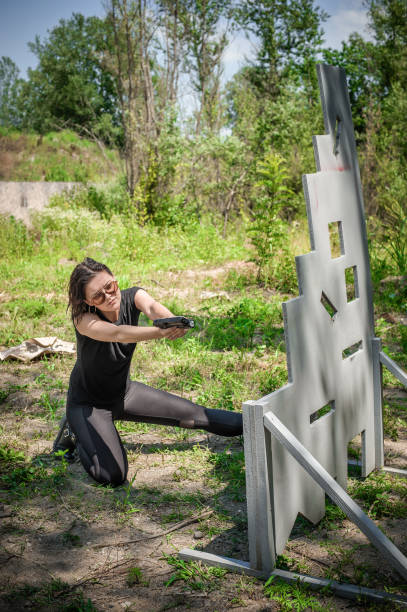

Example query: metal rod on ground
[263,411,407,581]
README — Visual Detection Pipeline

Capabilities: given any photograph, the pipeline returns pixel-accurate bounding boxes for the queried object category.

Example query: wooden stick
[93,509,214,549]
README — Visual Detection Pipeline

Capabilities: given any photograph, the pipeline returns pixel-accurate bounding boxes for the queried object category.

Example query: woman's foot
[53,416,77,462]
[203,408,243,436]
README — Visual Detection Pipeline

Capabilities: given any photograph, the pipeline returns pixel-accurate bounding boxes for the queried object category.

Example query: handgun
[153,316,195,329]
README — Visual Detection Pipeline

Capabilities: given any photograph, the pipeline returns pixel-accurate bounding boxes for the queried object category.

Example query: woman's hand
[135,290,190,341]
[157,326,189,340]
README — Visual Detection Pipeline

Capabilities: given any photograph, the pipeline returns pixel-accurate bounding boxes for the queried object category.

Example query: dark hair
[68,257,113,322]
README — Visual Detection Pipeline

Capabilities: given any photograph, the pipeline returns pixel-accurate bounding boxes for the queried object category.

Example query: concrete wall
[0,182,80,225]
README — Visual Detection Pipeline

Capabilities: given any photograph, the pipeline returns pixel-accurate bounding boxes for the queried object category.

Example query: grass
[0,444,69,498]
[163,554,227,591]
[0,128,121,183]
[349,471,407,519]
[264,576,330,611]
[0,203,406,610]
[127,566,149,587]
[3,579,98,611]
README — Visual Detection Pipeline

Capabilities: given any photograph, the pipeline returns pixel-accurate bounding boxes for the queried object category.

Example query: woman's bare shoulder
[134,288,152,307]
[74,311,100,334]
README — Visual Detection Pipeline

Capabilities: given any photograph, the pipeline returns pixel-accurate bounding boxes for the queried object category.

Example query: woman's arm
[134,289,188,339]
[134,289,174,320]
[75,289,188,343]
[75,313,177,343]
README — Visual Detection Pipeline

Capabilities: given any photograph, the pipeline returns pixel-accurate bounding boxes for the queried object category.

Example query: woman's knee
[79,448,127,487]
[90,462,127,487]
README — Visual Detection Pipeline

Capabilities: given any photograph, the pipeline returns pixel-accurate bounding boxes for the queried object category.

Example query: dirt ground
[0,262,406,611]
[0,362,406,611]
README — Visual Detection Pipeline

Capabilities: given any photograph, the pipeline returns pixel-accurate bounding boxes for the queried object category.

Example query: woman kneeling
[53,258,242,486]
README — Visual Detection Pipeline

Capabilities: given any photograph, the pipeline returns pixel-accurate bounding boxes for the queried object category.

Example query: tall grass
[0,207,250,344]
[0,128,121,183]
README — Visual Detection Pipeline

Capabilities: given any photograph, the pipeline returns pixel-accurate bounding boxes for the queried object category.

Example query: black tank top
[68,287,141,406]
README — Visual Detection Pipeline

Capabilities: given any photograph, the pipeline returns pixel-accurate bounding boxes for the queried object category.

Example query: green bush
[248,153,297,291]
[44,164,71,181]
[202,297,282,350]
[0,215,34,259]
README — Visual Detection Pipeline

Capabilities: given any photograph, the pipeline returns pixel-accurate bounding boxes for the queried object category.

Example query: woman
[53,257,243,486]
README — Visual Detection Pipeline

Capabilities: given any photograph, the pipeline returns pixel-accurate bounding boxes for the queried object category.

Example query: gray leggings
[67,381,242,486]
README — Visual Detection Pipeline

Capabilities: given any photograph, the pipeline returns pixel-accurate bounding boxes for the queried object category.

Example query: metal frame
[178,549,407,607]
[178,64,407,604]
[263,411,407,580]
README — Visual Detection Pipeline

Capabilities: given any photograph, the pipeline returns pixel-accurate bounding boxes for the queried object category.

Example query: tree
[356,1,407,217]
[248,152,296,289]
[156,0,182,108]
[366,0,407,93]
[234,0,328,99]
[322,34,376,133]
[20,13,119,140]
[175,0,230,132]
[0,57,23,127]
[104,0,159,197]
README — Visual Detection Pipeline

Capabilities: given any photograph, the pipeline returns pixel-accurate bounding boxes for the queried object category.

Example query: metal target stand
[179,64,407,607]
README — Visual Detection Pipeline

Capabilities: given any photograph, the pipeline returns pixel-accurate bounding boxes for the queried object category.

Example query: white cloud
[323,8,373,50]
[221,32,258,81]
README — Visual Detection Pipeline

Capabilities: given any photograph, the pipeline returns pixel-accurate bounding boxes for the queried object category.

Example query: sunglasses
[90,279,118,305]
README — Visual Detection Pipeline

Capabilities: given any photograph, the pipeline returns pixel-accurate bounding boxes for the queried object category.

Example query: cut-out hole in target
[333,116,342,156]
[310,401,335,424]
[347,431,365,477]
[328,221,344,258]
[320,292,338,319]
[342,340,363,359]
[345,266,359,302]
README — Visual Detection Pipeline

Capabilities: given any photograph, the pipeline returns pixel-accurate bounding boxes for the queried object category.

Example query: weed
[116,421,151,435]
[0,383,29,404]
[322,542,375,586]
[258,362,288,395]
[228,594,247,606]
[383,402,406,440]
[127,566,149,587]
[0,445,26,464]
[201,296,283,351]
[61,593,99,612]
[37,391,65,421]
[0,302,27,345]
[349,471,407,519]
[0,444,68,497]
[208,448,246,501]
[264,576,328,611]
[115,473,141,518]
[0,214,33,260]
[224,269,257,290]
[3,578,97,611]
[276,554,311,574]
[234,575,257,598]
[170,364,203,390]
[163,554,227,591]
[62,531,82,547]
[318,499,346,530]
[35,372,65,391]
[161,510,186,524]
[348,441,361,461]
[381,196,407,277]
[248,153,297,291]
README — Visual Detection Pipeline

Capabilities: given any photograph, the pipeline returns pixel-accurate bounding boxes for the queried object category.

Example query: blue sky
[1,0,373,80]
